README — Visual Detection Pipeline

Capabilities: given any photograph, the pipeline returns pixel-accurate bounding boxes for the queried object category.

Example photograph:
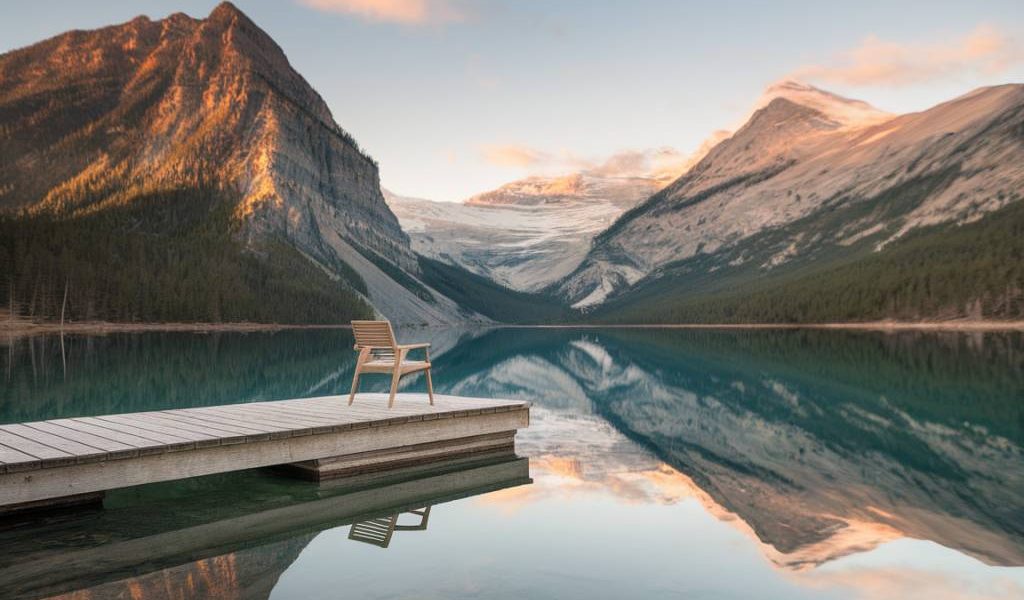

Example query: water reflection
[433,328,1024,570]
[349,507,432,548]
[2,327,1023,598]
[0,455,529,599]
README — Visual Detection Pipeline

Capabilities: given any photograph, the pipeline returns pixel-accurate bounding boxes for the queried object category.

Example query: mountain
[386,185,633,292]
[0,2,477,325]
[751,79,893,129]
[386,147,720,292]
[466,172,653,209]
[557,81,1024,320]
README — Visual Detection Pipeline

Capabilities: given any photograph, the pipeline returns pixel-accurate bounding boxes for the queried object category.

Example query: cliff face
[0,2,472,324]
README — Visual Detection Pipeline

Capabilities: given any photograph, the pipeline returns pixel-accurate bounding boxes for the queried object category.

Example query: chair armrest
[396,342,430,350]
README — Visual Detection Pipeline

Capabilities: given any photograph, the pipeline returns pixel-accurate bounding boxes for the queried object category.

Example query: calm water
[1,327,1023,599]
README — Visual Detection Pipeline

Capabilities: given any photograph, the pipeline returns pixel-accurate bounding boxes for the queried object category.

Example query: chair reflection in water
[348,507,432,548]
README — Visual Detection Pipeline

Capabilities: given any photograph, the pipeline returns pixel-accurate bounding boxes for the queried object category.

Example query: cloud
[479,142,728,183]
[298,0,463,25]
[588,148,688,182]
[480,144,553,168]
[589,140,731,184]
[795,24,1024,86]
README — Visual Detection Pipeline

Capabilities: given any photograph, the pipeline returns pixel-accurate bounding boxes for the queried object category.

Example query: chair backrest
[351,321,397,359]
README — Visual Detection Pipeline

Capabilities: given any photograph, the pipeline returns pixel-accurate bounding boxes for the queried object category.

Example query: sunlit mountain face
[0,2,479,326]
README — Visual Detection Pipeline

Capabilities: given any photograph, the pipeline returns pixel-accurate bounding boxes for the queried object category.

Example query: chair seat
[362,359,431,373]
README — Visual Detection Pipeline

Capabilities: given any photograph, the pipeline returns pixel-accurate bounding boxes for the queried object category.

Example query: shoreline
[495,321,1024,332]
[1,321,352,338]
[3,319,1023,338]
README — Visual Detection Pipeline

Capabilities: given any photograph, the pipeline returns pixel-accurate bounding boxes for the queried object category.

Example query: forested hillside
[594,199,1024,323]
[0,189,373,323]
[417,256,568,323]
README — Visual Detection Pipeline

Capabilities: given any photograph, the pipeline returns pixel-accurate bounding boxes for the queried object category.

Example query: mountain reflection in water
[437,328,1023,570]
[2,327,1022,598]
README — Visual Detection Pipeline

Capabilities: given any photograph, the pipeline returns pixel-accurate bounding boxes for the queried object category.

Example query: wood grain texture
[0,394,529,508]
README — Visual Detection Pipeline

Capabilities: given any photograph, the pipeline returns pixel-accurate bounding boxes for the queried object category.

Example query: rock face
[557,82,1024,311]
[0,2,475,324]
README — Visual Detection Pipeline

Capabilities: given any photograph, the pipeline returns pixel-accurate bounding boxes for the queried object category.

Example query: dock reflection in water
[0,455,530,599]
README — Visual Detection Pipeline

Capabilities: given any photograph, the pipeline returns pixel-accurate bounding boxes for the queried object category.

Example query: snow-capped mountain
[386,187,627,291]
[751,79,893,129]
[386,146,723,292]
[465,172,654,209]
[557,81,1024,316]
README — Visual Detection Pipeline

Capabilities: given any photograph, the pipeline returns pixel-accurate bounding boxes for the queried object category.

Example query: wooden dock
[0,394,529,514]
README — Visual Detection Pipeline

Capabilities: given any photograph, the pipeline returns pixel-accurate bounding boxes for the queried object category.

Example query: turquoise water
[1,328,1022,599]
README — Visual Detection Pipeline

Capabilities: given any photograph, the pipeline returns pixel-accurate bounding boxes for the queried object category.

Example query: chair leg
[348,371,361,405]
[388,368,401,408]
[425,367,434,405]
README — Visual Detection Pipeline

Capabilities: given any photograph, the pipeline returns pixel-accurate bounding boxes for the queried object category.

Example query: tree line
[0,188,373,324]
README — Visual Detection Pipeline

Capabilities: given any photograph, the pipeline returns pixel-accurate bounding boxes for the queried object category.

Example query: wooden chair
[349,320,434,408]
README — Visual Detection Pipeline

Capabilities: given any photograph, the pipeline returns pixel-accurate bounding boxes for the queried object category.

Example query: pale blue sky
[2,0,1023,201]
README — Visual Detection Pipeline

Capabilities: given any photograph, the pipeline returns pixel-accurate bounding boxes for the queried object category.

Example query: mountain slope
[558,82,1024,320]
[416,255,568,322]
[0,2,477,324]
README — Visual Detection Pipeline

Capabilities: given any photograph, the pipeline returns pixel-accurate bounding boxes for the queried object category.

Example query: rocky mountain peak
[754,79,892,129]
[208,1,247,24]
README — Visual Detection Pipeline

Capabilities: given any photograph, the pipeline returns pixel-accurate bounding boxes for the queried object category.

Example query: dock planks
[0,394,529,513]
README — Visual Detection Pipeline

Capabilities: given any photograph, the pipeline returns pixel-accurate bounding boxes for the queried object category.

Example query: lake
[1,327,1022,599]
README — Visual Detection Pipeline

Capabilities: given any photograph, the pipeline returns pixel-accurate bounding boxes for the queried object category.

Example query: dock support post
[282,431,518,481]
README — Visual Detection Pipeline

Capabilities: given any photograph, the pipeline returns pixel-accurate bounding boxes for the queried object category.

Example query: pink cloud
[796,24,1024,86]
[480,144,552,168]
[479,142,726,183]
[298,0,463,25]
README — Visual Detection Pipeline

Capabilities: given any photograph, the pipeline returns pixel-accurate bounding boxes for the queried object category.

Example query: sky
[2,0,1023,202]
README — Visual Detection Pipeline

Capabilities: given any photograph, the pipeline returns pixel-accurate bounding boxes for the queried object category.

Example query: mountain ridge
[553,81,1024,318]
